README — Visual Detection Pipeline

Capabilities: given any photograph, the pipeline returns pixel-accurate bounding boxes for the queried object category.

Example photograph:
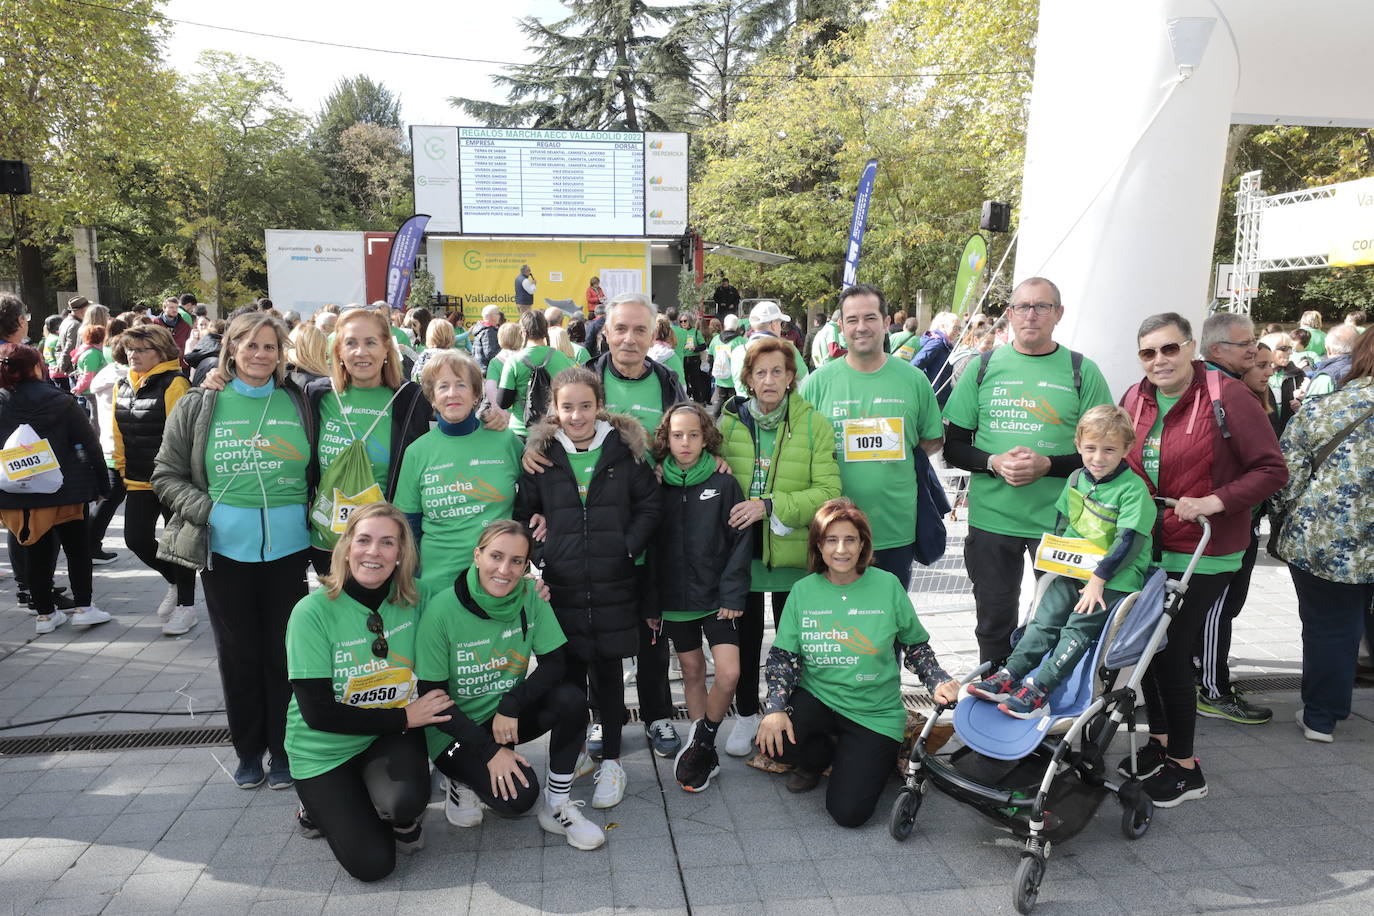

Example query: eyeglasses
[1008,302,1058,315]
[1137,340,1191,361]
[125,346,156,355]
[366,611,388,659]
[1217,338,1258,349]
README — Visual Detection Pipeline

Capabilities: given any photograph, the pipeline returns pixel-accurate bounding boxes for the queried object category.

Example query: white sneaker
[35,610,68,635]
[69,606,111,628]
[573,750,597,782]
[725,713,760,757]
[591,759,627,809]
[444,779,483,827]
[1295,708,1334,743]
[155,585,177,621]
[538,798,605,850]
[162,606,197,636]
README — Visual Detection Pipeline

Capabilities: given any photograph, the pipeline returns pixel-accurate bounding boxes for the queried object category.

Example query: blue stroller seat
[953,569,1170,761]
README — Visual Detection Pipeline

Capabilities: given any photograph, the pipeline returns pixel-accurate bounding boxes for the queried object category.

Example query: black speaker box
[1,160,31,195]
[980,200,1011,233]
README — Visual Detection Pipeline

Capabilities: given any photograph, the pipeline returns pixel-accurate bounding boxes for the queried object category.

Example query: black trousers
[201,551,309,762]
[736,590,789,717]
[567,654,629,759]
[433,682,587,815]
[309,546,331,578]
[1291,565,1374,734]
[1196,523,1260,698]
[124,489,195,605]
[88,467,127,551]
[25,513,93,613]
[293,730,430,883]
[964,526,1041,664]
[637,615,673,725]
[1142,569,1235,760]
[775,686,899,828]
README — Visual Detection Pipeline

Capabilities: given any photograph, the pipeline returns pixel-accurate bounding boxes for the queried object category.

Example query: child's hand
[717,608,742,620]
[933,678,961,706]
[1074,576,1107,614]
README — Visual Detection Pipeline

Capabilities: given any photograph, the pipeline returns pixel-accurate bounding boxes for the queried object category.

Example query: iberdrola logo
[648,176,664,185]
[649,209,663,218]
[648,140,664,150]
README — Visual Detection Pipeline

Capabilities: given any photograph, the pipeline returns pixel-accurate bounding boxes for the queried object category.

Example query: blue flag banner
[385,213,431,309]
[841,160,878,288]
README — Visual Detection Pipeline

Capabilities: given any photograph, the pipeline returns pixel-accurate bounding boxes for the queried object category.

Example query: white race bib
[1033,533,1106,581]
[841,417,905,462]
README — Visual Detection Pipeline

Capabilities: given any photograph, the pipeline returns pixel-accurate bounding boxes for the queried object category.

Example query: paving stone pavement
[1,514,1372,915]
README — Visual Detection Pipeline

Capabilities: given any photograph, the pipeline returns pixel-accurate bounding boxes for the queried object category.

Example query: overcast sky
[160,0,570,126]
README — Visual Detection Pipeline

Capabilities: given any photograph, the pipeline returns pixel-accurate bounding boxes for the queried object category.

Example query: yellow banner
[438,239,650,323]
[1327,177,1374,267]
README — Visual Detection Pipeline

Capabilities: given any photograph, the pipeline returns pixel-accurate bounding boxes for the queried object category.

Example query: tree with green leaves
[452,0,692,131]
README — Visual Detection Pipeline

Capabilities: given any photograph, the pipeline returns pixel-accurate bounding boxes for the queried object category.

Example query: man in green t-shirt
[942,276,1113,664]
[799,284,944,589]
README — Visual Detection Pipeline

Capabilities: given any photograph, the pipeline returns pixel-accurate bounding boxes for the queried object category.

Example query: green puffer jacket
[719,391,841,575]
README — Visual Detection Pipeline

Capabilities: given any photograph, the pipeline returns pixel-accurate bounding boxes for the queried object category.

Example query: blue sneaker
[967,667,1018,703]
[234,757,265,789]
[999,680,1051,720]
[267,755,293,790]
[645,719,681,757]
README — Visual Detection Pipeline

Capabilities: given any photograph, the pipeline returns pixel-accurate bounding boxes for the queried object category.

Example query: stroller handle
[1154,496,1212,586]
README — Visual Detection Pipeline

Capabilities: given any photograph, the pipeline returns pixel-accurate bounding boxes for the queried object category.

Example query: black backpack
[521,350,555,426]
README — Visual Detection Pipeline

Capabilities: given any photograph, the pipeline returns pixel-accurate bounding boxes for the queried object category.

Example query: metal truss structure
[1225,169,1336,314]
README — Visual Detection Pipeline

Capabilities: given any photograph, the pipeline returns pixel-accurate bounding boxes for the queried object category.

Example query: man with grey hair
[470,304,504,370]
[1201,312,1258,379]
[1304,323,1359,398]
[544,305,566,328]
[514,264,536,312]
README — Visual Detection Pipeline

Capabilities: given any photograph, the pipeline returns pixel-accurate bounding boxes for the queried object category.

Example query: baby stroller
[889,501,1209,914]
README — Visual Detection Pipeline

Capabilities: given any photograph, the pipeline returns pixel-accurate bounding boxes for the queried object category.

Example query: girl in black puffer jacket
[515,366,660,809]
[0,344,110,635]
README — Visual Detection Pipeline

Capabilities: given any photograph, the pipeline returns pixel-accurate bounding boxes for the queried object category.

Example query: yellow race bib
[841,417,905,462]
[1033,533,1106,581]
[0,439,59,481]
[342,667,416,709]
[330,483,385,534]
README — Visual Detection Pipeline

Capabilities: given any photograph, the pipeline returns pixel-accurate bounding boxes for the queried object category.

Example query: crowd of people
[0,281,1369,882]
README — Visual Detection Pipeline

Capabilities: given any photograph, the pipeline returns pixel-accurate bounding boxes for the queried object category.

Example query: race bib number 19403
[0,439,59,481]
[841,417,904,462]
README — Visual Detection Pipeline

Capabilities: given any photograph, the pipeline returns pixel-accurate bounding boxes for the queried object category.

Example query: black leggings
[736,590,789,717]
[124,489,195,605]
[309,546,331,578]
[25,514,93,614]
[433,682,587,816]
[776,686,899,828]
[566,655,628,759]
[88,467,127,551]
[1142,569,1235,760]
[201,551,309,763]
[293,730,430,883]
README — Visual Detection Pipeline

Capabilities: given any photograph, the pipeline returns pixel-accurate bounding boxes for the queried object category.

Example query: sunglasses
[1138,339,1191,361]
[366,611,388,659]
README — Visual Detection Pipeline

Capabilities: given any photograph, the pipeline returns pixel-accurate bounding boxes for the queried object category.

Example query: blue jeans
[1292,564,1374,734]
[873,542,916,591]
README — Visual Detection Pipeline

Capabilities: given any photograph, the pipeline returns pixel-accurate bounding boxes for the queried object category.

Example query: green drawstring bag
[309,389,396,548]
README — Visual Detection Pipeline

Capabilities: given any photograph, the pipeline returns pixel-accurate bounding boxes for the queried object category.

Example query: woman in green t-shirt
[284,503,454,882]
[717,336,841,758]
[497,310,575,436]
[755,499,959,828]
[414,521,604,851]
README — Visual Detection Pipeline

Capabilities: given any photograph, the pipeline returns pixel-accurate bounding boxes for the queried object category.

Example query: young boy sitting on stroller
[968,405,1156,719]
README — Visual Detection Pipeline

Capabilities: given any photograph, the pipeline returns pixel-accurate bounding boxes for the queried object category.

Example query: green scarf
[750,397,788,431]
[662,450,715,487]
[464,564,524,622]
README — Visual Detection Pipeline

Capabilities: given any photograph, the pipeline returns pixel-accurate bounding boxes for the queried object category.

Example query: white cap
[723,314,740,330]
[749,300,786,325]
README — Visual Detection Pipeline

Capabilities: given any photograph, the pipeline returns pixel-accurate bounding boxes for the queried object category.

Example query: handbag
[1267,403,1374,561]
[912,445,951,567]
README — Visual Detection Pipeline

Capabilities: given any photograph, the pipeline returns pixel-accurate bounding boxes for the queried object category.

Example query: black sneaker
[393,817,424,854]
[1117,737,1167,779]
[296,804,322,838]
[674,728,721,793]
[1196,689,1272,725]
[1142,758,1207,808]
[90,549,118,565]
[32,588,78,611]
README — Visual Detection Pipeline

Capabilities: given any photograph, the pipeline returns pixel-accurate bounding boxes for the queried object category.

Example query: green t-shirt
[284,585,423,779]
[671,324,691,360]
[566,445,601,503]
[317,385,396,489]
[392,427,523,585]
[76,347,108,374]
[775,568,930,741]
[499,345,576,437]
[890,331,919,362]
[942,345,1113,538]
[799,356,944,550]
[602,368,665,434]
[571,343,590,365]
[414,580,566,758]
[749,426,777,499]
[1304,326,1326,357]
[681,327,705,357]
[1140,392,1241,575]
[1056,469,1156,592]
[485,354,509,383]
[206,386,311,509]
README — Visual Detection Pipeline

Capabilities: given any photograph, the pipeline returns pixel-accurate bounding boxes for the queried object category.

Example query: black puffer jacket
[184,333,221,386]
[646,469,751,615]
[0,381,108,509]
[470,323,500,370]
[305,378,432,501]
[514,413,661,661]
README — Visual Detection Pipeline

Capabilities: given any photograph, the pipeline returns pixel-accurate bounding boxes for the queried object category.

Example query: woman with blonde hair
[286,321,330,389]
[483,320,525,415]
[408,317,456,383]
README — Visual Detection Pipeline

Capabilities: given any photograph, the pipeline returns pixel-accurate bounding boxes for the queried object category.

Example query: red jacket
[1121,362,1287,557]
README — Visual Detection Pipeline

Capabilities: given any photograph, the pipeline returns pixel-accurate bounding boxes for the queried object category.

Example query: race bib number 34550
[342,667,416,709]
[842,417,904,462]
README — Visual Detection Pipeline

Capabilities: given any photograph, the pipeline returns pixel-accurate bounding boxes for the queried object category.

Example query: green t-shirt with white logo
[317,385,395,489]
[284,585,423,780]
[799,356,944,550]
[943,345,1113,538]
[392,427,523,586]
[206,387,311,508]
[414,581,566,758]
[498,345,576,437]
[1055,469,1156,592]
[1139,391,1242,576]
[601,367,664,434]
[565,445,601,503]
[774,568,930,741]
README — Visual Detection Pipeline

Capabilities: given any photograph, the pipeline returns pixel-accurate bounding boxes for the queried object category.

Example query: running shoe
[724,713,759,757]
[538,798,605,850]
[645,718,681,757]
[999,680,1051,719]
[674,724,721,793]
[393,815,424,854]
[1142,758,1207,808]
[34,610,68,635]
[162,606,197,637]
[155,585,177,621]
[586,722,604,760]
[234,757,265,789]
[296,804,322,838]
[69,606,111,628]
[1295,708,1334,743]
[90,549,118,565]
[1116,737,1167,779]
[591,759,627,809]
[445,778,484,827]
[1196,688,1272,725]
[267,756,293,790]
[968,668,1018,703]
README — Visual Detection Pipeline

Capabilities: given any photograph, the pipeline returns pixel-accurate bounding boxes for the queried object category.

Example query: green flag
[951,234,988,317]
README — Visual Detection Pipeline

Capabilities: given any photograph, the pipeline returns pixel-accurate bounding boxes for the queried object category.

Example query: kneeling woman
[285,503,454,882]
[756,498,961,828]
[415,521,605,850]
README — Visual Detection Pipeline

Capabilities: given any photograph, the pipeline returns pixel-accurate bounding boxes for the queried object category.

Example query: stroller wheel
[888,786,923,841]
[1013,855,1045,914]
[1121,794,1153,840]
